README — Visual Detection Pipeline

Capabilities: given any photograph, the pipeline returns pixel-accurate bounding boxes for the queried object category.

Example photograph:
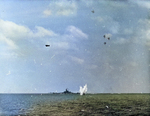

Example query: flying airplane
[45,45,50,47]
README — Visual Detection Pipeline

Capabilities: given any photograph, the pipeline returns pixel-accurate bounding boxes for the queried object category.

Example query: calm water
[0,94,79,115]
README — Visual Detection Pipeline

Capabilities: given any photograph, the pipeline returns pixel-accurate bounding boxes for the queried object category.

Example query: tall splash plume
[79,84,87,95]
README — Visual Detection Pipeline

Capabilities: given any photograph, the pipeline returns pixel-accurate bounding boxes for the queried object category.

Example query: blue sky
[0,0,150,93]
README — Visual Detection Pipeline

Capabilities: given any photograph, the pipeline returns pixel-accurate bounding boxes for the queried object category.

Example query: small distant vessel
[79,84,87,95]
[62,89,72,94]
[52,88,78,94]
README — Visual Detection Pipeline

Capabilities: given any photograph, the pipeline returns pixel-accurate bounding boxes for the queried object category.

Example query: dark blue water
[0,94,79,115]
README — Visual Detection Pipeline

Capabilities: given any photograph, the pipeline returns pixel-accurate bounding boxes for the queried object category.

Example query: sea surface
[0,94,79,115]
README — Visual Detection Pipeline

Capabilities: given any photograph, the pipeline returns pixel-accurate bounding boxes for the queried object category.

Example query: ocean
[0,94,79,115]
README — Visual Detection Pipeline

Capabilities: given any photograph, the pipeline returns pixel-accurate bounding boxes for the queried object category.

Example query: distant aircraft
[91,10,94,13]
[45,45,50,47]
[104,42,106,45]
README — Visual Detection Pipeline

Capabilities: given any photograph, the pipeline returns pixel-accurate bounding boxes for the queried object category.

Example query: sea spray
[79,84,87,95]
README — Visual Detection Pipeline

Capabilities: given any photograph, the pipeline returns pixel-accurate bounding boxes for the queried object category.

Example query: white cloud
[140,20,150,48]
[133,19,150,48]
[66,26,88,39]
[43,25,88,50]
[0,19,30,40]
[52,42,70,50]
[132,0,150,9]
[86,64,98,69]
[70,56,84,64]
[0,34,17,49]
[114,37,129,44]
[43,9,52,16]
[30,26,58,38]
[83,0,94,7]
[94,16,104,22]
[93,16,120,34]
[56,8,74,16]
[43,2,77,16]
[44,25,88,51]
[123,28,133,35]
[0,19,58,49]
[0,19,88,60]
[129,62,139,67]
[104,33,112,39]
[6,71,11,75]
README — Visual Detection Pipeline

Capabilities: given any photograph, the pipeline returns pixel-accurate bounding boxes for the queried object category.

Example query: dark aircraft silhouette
[104,42,106,45]
[91,10,94,13]
[45,45,50,47]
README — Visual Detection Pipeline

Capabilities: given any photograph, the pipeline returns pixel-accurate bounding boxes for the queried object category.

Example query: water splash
[79,84,87,95]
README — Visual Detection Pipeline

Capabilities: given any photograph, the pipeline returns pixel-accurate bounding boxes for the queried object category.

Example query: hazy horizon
[0,0,150,93]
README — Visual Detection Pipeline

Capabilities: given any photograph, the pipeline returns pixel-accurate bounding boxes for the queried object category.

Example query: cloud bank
[43,2,77,17]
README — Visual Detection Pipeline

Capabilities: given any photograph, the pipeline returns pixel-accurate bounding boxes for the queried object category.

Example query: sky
[0,0,150,93]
